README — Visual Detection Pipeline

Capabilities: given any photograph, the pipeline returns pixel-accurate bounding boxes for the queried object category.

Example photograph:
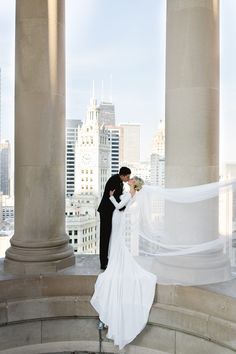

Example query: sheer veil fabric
[129,180,236,285]
[91,180,236,349]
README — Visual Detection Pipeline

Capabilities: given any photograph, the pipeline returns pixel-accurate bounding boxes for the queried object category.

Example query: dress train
[91,193,156,349]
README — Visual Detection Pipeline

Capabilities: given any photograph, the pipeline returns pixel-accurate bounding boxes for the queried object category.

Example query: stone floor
[0,254,102,278]
[43,352,114,354]
[1,254,236,298]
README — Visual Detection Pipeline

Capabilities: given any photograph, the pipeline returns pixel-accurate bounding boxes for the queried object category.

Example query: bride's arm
[109,193,131,210]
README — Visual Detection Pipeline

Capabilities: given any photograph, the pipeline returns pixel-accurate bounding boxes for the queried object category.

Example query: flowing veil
[124,180,236,285]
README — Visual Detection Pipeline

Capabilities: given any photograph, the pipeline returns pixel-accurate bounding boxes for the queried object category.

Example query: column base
[4,238,76,274]
[148,253,231,285]
[4,254,75,275]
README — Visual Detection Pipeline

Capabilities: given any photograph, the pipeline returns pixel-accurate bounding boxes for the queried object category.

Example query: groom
[98,166,131,269]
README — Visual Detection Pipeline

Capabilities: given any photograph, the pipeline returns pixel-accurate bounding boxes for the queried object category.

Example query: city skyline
[0,0,236,162]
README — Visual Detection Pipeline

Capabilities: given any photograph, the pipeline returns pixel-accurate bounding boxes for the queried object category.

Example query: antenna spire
[92,80,95,99]
[109,74,113,103]
[101,80,104,102]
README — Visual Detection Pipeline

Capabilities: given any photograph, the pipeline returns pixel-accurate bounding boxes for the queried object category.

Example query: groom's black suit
[98,174,124,268]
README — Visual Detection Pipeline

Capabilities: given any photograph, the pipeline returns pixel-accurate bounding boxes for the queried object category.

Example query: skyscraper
[150,121,165,186]
[120,123,140,164]
[127,161,151,183]
[65,196,98,255]
[98,92,118,176]
[107,126,121,175]
[0,68,2,200]
[0,140,10,196]
[66,119,82,196]
[150,154,165,186]
[72,95,110,255]
[0,68,2,141]
[151,120,165,158]
[98,101,115,126]
[75,96,110,199]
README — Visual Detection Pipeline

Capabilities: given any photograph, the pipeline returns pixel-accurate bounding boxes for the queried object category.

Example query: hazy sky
[0,0,236,163]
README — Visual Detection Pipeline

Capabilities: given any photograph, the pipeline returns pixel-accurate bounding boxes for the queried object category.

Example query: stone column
[158,0,231,284]
[4,0,75,274]
[165,0,220,245]
[165,0,219,187]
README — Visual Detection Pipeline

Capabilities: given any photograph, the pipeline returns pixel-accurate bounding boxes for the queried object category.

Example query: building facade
[66,119,82,196]
[0,140,10,196]
[72,96,111,255]
[150,121,165,186]
[1,195,14,221]
[0,68,1,141]
[151,120,165,157]
[127,161,151,184]
[75,97,111,199]
[98,101,115,126]
[150,154,165,186]
[65,196,98,254]
[120,123,140,164]
[107,126,121,175]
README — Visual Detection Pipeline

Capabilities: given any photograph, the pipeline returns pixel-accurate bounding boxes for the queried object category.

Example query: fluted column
[4,0,75,274]
[165,0,219,187]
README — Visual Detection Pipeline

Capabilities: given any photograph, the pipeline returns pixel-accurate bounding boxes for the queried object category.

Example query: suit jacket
[98,174,123,215]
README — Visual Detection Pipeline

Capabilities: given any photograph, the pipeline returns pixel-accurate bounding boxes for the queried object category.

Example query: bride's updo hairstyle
[133,176,144,191]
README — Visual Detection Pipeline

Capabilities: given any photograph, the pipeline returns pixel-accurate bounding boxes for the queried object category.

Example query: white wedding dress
[90,192,157,349]
[91,180,236,348]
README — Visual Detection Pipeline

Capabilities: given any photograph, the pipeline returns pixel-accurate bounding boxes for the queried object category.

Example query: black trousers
[99,212,112,268]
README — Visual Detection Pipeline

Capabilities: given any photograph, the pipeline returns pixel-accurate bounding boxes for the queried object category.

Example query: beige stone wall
[0,272,236,354]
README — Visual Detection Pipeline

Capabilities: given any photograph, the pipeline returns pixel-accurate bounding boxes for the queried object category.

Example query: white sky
[0,0,236,163]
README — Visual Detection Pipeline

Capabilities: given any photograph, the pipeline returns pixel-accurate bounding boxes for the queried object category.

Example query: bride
[91,176,234,349]
[90,176,157,349]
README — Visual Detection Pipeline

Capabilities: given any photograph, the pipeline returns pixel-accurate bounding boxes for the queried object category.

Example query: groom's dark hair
[119,166,131,176]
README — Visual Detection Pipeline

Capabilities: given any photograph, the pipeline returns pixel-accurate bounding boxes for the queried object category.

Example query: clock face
[81,153,92,165]
[103,154,108,163]
[101,152,109,166]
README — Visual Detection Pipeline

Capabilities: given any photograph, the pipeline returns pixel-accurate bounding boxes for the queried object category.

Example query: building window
[68,231,72,236]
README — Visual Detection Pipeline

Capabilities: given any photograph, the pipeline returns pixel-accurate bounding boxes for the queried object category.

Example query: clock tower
[75,95,111,202]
